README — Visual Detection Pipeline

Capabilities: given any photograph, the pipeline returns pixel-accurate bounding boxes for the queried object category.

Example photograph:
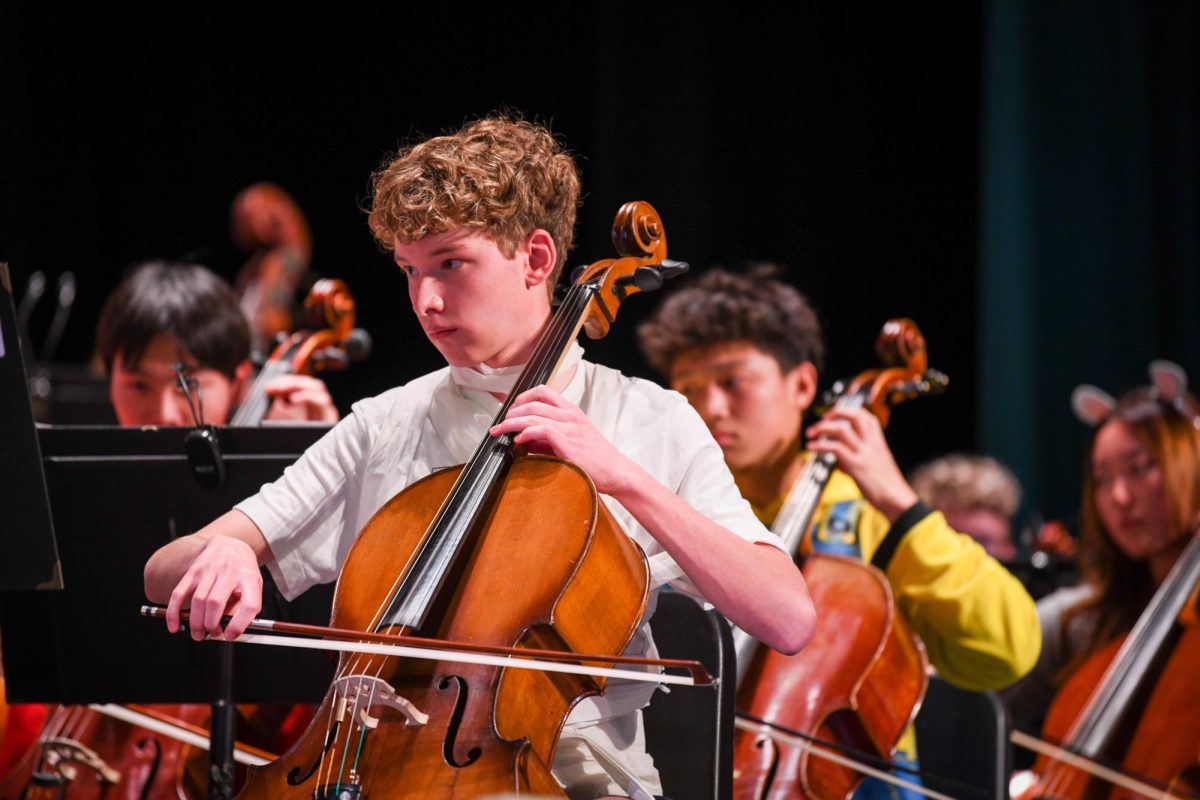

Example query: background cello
[230,277,369,427]
[733,319,948,800]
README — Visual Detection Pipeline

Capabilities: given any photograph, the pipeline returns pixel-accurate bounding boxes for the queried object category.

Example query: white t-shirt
[236,357,782,797]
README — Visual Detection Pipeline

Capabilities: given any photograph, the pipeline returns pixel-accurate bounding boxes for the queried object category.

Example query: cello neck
[772,393,868,555]
[1067,528,1200,756]
[479,280,599,444]
[230,359,295,427]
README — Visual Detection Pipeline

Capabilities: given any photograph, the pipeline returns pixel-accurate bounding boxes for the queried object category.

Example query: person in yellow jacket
[638,265,1041,796]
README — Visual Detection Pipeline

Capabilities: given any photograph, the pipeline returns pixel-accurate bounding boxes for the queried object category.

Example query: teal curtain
[980,0,1200,517]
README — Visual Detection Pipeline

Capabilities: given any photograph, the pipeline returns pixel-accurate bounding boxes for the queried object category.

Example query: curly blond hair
[910,454,1022,518]
[367,115,581,288]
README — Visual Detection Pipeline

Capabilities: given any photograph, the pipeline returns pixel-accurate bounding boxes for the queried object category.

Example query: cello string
[1037,533,1200,797]
[316,681,342,792]
[64,705,90,741]
[356,280,592,640]
[333,691,356,793]
[232,358,291,426]
[41,705,70,741]
[1011,730,1189,800]
[354,280,592,647]
[774,393,865,553]
[1068,533,1200,751]
[348,677,380,791]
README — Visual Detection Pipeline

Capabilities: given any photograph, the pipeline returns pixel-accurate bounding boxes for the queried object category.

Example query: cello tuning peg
[345,329,372,362]
[614,266,666,295]
[923,370,950,394]
[570,264,590,284]
[658,259,689,280]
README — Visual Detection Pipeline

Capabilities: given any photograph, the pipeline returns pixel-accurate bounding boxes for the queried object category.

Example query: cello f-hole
[134,736,162,800]
[753,734,779,798]
[438,676,482,769]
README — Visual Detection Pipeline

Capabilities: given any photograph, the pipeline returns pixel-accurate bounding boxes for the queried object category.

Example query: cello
[230,278,369,427]
[1015,528,1200,799]
[230,183,314,354]
[228,201,687,798]
[733,319,948,800]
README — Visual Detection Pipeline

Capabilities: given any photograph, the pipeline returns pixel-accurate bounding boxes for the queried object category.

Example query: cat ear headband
[1071,360,1191,427]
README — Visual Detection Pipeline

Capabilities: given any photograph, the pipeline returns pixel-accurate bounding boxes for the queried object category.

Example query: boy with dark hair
[143,117,815,798]
[639,266,1040,795]
[97,261,337,426]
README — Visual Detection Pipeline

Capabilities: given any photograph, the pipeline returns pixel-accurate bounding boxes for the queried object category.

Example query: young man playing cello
[638,266,1040,796]
[98,260,338,427]
[1,262,337,789]
[143,117,815,799]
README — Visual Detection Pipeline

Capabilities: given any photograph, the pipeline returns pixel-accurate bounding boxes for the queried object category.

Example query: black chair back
[914,675,1011,800]
[644,590,736,800]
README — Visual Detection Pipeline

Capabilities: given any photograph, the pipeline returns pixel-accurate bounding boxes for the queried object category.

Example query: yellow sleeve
[814,471,1041,692]
[858,502,1041,691]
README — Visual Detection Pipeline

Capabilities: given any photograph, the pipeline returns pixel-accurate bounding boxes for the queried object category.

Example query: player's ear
[233,359,254,401]
[786,361,819,412]
[523,229,557,289]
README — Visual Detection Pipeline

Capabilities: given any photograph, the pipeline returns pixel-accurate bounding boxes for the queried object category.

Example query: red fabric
[275,704,317,753]
[0,704,47,776]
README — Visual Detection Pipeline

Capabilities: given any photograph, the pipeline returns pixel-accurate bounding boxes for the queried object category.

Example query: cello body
[734,556,927,800]
[237,454,649,798]
[1024,626,1200,800]
[1020,531,1200,799]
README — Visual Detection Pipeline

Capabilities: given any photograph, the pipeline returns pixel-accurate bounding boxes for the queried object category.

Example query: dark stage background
[3,3,1197,525]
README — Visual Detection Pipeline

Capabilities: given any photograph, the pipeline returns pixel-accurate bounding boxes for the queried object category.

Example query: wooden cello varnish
[735,557,927,800]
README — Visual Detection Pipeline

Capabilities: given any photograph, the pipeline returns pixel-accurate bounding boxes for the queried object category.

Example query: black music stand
[0,263,60,591]
[1,424,337,799]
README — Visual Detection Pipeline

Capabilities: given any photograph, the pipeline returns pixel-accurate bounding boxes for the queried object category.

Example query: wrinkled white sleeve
[235,407,376,600]
[599,381,785,603]
[659,398,786,600]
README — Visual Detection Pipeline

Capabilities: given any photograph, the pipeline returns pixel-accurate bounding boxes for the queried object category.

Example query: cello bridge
[40,737,122,784]
[333,675,429,729]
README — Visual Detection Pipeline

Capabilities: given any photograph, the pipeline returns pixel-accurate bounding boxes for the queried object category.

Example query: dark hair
[638,265,825,376]
[96,261,251,379]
